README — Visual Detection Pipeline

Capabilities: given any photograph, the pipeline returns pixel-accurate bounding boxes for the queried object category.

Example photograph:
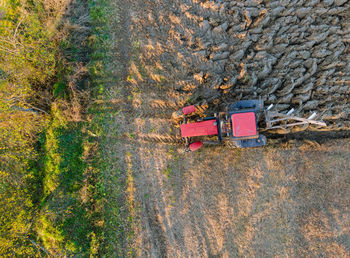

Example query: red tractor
[177,99,326,151]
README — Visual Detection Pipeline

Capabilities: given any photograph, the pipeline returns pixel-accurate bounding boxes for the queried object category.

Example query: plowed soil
[106,0,350,256]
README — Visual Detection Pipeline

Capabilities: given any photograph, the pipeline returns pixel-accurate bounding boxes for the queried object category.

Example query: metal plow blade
[264,104,327,132]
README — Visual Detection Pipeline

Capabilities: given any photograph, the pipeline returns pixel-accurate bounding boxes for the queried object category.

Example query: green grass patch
[35,105,94,256]
[86,0,137,255]
[1,0,135,255]
[162,165,173,179]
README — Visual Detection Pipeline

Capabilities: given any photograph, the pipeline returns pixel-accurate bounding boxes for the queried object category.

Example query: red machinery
[178,99,327,151]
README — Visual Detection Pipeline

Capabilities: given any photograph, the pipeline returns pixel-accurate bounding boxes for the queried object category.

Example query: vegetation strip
[0,0,131,256]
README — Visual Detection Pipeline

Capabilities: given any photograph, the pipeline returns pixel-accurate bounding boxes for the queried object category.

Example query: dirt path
[106,0,350,256]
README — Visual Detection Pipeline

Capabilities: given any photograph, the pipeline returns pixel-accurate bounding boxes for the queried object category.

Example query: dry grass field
[102,0,350,256]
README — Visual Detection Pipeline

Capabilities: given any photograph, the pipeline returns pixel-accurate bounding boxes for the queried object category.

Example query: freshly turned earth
[126,0,350,130]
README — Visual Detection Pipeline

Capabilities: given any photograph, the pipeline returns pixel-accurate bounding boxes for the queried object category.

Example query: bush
[0,0,70,255]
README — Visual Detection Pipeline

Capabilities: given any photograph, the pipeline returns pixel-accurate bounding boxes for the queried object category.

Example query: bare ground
[105,0,350,256]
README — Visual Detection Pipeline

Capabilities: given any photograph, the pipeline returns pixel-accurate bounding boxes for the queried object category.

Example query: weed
[98,84,104,94]
[162,165,173,179]
[159,75,166,82]
[235,148,242,157]
[133,40,140,50]
[127,73,134,82]
[53,81,67,99]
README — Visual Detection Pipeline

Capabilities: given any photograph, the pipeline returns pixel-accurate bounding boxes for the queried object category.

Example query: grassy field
[32,0,133,255]
[0,0,132,256]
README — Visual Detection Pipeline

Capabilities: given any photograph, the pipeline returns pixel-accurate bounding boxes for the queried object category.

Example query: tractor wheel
[172,102,208,124]
[189,141,203,151]
[183,105,196,115]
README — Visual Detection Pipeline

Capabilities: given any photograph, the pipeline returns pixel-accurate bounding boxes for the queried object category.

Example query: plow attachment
[264,104,327,132]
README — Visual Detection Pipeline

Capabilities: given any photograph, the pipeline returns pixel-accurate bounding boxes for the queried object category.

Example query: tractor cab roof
[231,112,257,137]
